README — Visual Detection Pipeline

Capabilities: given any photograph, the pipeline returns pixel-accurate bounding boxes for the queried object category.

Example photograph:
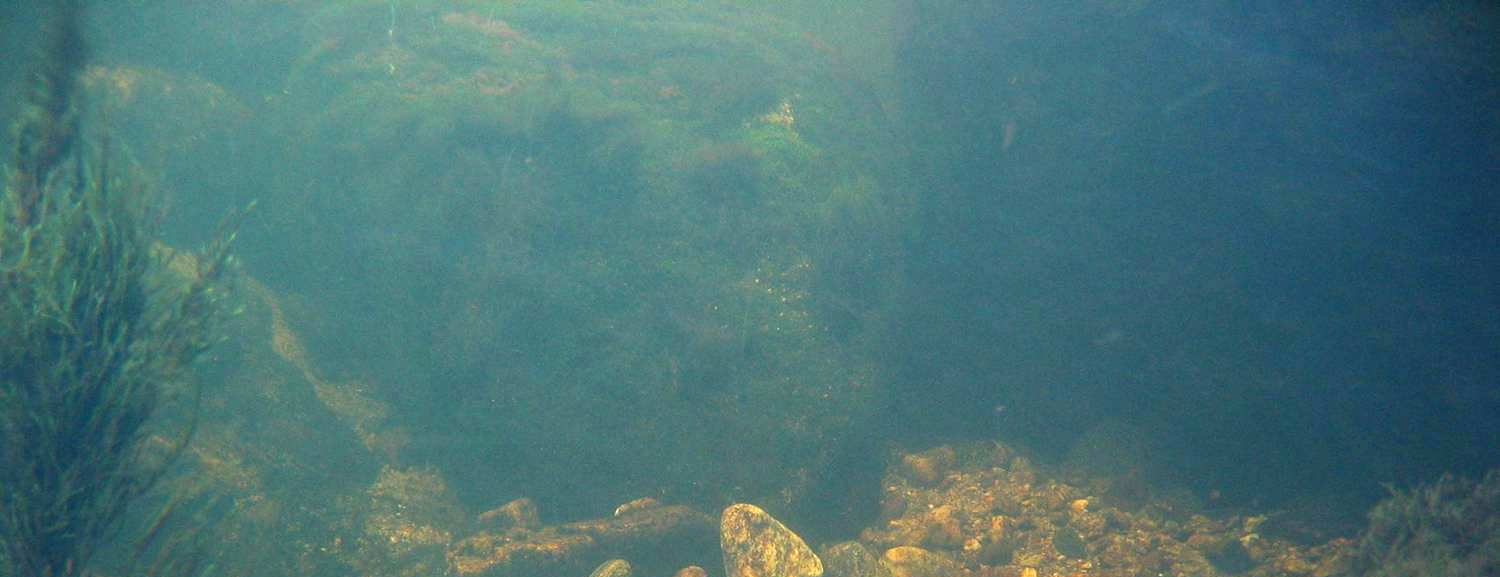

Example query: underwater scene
[1,1,1497,577]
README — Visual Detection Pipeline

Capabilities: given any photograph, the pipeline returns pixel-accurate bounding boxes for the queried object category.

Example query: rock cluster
[853,443,1355,577]
[447,442,1357,577]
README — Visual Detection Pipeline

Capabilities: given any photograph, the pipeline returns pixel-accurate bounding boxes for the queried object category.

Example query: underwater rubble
[421,441,1362,577]
[849,444,1354,577]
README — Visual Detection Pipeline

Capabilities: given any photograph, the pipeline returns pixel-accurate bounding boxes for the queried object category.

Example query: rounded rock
[721,503,823,577]
[589,559,633,577]
[881,546,961,577]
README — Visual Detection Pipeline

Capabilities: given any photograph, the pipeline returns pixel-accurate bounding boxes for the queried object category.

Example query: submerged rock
[821,541,891,577]
[449,504,715,577]
[721,503,823,577]
[478,497,541,532]
[588,559,632,577]
[862,442,1357,577]
[880,546,960,577]
[898,447,957,487]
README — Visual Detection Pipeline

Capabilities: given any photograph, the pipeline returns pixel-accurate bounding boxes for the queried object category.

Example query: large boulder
[721,504,823,577]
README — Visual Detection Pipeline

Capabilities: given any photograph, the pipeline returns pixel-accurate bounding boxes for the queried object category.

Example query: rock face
[720,504,823,577]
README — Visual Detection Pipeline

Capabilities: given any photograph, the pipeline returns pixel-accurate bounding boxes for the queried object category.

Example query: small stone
[674,566,709,577]
[615,497,661,516]
[477,497,540,531]
[881,546,961,577]
[589,559,632,577]
[721,503,823,577]
[822,541,891,577]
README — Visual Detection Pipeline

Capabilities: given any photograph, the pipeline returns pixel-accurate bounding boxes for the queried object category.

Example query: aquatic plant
[1353,470,1500,577]
[0,3,240,576]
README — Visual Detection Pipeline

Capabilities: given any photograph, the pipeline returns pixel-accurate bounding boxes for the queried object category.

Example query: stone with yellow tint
[721,503,823,577]
[589,559,632,577]
[880,546,961,577]
[822,541,891,577]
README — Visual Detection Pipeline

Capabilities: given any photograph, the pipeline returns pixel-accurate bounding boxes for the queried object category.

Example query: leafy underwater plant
[0,2,242,576]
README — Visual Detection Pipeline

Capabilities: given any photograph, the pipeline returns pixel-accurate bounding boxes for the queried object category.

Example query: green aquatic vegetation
[0,4,241,576]
[258,0,906,520]
[1354,470,1500,577]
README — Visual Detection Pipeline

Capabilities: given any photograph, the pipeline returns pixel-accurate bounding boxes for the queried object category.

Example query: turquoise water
[2,2,1496,575]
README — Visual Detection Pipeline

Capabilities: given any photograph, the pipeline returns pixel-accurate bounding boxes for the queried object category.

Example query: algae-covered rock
[254,0,904,521]
[821,541,892,577]
[589,559,633,577]
[478,497,541,532]
[36,3,907,575]
[879,546,960,577]
[721,504,823,577]
[346,466,465,577]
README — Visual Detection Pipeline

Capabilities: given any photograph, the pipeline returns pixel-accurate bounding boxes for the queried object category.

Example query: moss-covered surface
[48,3,908,572]
[236,0,909,521]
